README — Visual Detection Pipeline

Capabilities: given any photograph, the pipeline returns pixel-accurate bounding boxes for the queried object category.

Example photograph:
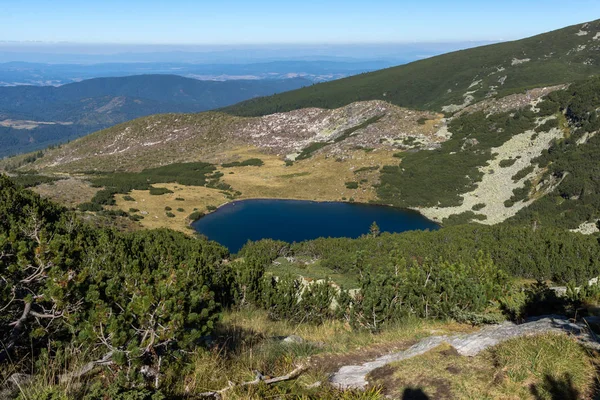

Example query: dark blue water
[192,199,439,253]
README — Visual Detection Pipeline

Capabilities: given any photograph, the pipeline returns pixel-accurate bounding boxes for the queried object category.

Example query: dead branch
[59,351,114,384]
[261,365,307,384]
[30,310,63,319]
[197,364,307,399]
[0,301,31,362]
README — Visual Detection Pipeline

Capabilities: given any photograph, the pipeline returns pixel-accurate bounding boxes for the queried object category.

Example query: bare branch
[9,302,31,328]
[30,310,63,319]
[197,364,307,399]
[0,302,32,362]
[0,290,16,313]
[59,351,114,384]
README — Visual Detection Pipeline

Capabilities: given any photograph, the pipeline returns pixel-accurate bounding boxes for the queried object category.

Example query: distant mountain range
[0,60,395,87]
[0,74,311,157]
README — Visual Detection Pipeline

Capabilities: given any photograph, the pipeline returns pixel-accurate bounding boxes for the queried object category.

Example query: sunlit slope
[224,20,600,116]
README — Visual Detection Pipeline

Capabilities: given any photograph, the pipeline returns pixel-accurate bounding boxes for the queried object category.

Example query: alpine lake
[192,199,439,253]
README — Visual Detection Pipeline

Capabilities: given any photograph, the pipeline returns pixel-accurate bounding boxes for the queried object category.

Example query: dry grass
[180,308,475,398]
[220,308,475,357]
[218,146,398,204]
[106,145,400,233]
[113,183,229,233]
[21,144,399,234]
[30,177,100,208]
[9,309,596,400]
[370,333,598,399]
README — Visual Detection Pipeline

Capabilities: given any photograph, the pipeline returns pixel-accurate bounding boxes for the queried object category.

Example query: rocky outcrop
[330,315,600,390]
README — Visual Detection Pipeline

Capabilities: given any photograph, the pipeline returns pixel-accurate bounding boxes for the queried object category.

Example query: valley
[9,21,600,238]
[4,76,588,234]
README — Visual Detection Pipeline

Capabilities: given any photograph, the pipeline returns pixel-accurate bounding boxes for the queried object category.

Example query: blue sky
[2,0,600,44]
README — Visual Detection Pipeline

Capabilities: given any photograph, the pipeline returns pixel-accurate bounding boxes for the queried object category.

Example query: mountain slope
[223,19,600,116]
[7,21,600,233]
[10,77,600,232]
[8,101,439,173]
[0,74,310,157]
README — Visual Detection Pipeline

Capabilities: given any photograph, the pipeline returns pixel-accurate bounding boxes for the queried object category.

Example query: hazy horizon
[0,41,498,64]
[2,0,599,45]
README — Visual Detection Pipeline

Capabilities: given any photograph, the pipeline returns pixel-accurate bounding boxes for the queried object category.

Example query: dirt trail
[330,315,600,390]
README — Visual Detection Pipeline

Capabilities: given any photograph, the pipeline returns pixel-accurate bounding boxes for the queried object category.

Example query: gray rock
[330,315,600,390]
[0,373,33,398]
[283,335,304,344]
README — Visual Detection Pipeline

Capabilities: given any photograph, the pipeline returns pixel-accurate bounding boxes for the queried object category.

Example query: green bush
[150,187,174,195]
[221,158,264,167]
[262,277,337,324]
[499,158,517,168]
[85,162,217,205]
[354,166,379,174]
[472,203,486,211]
[9,172,63,188]
[78,202,103,212]
[509,180,532,203]
[188,211,204,221]
[288,223,600,284]
[0,175,229,383]
[344,254,508,331]
[535,117,559,133]
[91,188,117,205]
[512,165,535,182]
[345,181,359,189]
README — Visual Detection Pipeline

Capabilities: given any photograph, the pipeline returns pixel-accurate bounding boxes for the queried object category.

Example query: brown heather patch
[30,177,100,208]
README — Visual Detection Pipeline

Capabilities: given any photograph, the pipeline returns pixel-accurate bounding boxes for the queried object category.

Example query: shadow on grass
[402,387,430,400]
[530,373,580,400]
[211,322,266,355]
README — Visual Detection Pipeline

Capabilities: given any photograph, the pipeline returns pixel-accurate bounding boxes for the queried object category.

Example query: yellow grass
[218,147,397,202]
[180,308,476,397]
[222,308,475,355]
[113,145,401,233]
[113,184,229,233]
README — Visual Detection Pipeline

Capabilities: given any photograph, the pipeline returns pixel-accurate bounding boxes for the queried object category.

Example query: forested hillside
[224,19,600,116]
[375,76,600,229]
[0,75,310,157]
